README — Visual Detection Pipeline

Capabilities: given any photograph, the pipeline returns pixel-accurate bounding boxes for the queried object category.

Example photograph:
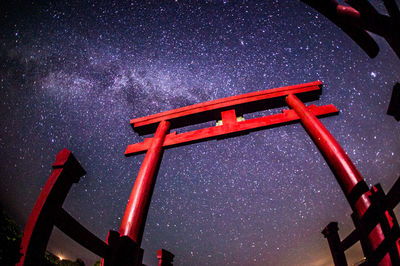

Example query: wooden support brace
[340,228,359,251]
[54,208,109,258]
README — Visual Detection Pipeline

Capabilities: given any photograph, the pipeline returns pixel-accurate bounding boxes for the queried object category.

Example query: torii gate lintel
[125,81,338,155]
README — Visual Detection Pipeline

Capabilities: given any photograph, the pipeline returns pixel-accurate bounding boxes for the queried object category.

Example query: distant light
[59,256,63,261]
[371,72,377,78]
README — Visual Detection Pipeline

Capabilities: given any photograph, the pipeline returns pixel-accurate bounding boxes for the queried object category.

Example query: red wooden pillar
[286,94,391,265]
[119,120,170,245]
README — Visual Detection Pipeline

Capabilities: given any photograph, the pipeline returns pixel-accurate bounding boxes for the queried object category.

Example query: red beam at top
[131,81,323,133]
[125,104,338,155]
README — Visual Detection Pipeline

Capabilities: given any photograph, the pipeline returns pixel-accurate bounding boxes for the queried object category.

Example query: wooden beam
[54,208,109,258]
[125,104,338,155]
[130,81,323,134]
[340,228,359,251]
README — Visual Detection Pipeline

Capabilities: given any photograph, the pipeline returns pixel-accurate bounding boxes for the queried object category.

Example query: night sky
[1,1,400,265]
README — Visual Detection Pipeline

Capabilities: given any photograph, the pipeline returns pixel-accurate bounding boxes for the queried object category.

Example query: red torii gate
[119,81,338,244]
[18,81,400,265]
[116,80,398,265]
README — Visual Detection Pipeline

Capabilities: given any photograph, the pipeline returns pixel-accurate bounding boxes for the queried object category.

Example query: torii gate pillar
[119,120,170,244]
[286,94,392,265]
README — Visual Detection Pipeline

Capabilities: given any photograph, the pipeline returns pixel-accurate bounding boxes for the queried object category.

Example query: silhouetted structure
[387,83,400,121]
[322,222,347,266]
[302,0,400,58]
[322,177,400,265]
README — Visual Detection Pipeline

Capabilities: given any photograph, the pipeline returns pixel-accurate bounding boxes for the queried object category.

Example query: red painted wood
[125,104,338,155]
[131,81,322,129]
[119,121,170,245]
[18,149,86,265]
[221,109,237,126]
[286,94,391,265]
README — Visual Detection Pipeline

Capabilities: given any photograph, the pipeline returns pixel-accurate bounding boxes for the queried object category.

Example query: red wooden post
[286,94,392,265]
[322,222,347,266]
[119,120,170,245]
[17,149,86,265]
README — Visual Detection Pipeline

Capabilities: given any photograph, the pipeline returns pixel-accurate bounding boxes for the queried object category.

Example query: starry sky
[1,1,400,265]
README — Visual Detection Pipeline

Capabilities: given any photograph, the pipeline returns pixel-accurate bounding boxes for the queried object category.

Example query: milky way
[1,1,400,265]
